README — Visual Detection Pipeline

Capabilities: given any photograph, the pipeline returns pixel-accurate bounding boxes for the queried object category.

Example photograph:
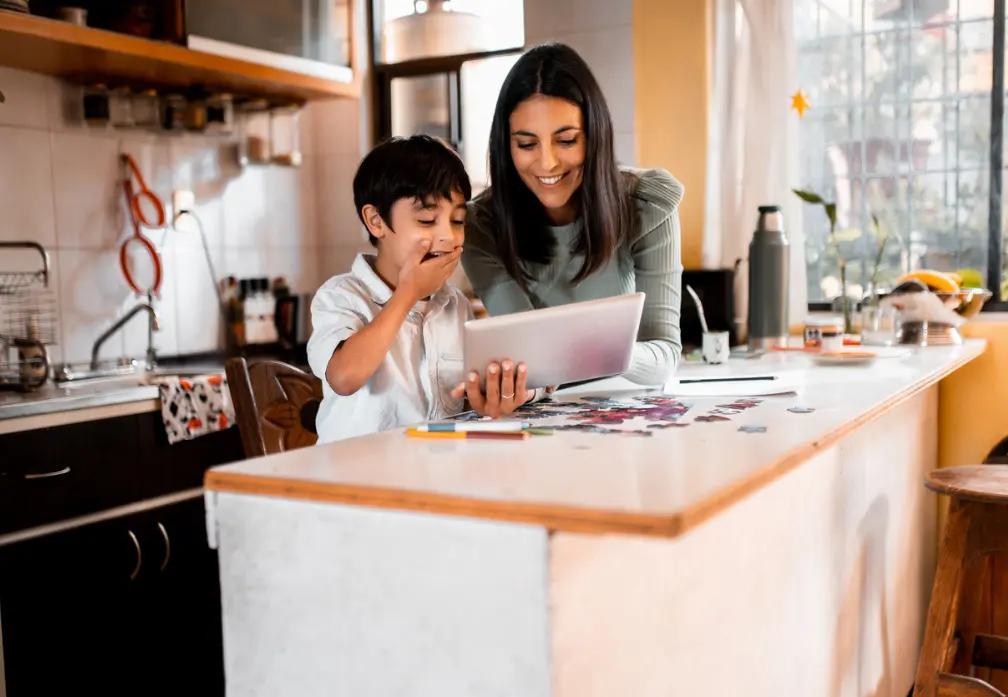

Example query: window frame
[804,0,1007,313]
[366,1,523,152]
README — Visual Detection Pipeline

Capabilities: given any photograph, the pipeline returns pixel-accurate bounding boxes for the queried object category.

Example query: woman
[452,42,684,417]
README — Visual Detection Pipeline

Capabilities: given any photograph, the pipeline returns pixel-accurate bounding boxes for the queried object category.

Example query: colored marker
[406,428,530,441]
[417,421,530,433]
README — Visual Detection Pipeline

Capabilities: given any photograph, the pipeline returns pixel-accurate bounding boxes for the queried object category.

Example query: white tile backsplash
[0,68,51,129]
[0,65,364,365]
[0,126,56,246]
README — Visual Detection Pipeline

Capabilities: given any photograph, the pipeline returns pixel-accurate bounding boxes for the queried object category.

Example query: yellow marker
[406,428,530,441]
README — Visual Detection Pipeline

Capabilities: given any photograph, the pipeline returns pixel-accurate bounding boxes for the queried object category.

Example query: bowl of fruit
[882,270,992,346]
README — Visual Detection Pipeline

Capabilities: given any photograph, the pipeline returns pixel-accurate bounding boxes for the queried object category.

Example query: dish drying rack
[0,242,58,391]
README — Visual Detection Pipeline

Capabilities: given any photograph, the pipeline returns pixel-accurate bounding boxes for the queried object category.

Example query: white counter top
[206,341,986,538]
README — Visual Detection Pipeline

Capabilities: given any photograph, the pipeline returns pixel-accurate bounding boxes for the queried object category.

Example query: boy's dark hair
[353,134,473,247]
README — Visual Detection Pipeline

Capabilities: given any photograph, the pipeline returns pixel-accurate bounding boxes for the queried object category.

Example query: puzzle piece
[739,424,767,433]
[787,406,816,414]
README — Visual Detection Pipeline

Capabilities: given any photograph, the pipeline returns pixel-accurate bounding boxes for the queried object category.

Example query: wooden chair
[224,357,323,458]
[914,466,1008,697]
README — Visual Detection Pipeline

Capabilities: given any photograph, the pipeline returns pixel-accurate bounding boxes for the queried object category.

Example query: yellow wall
[633,0,709,269]
[937,321,1008,533]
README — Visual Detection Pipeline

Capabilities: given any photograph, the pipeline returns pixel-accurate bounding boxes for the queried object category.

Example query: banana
[896,270,961,293]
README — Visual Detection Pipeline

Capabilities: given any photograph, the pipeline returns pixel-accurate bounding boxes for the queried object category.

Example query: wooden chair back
[225,357,323,458]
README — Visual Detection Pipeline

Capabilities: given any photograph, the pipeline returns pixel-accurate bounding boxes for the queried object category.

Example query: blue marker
[420,421,530,433]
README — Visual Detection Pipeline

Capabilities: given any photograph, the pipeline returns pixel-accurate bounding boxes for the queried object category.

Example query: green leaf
[824,202,837,228]
[792,189,825,204]
[832,227,863,242]
[871,213,880,234]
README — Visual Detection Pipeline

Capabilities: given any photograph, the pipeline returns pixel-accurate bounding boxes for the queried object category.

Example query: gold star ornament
[791,89,810,118]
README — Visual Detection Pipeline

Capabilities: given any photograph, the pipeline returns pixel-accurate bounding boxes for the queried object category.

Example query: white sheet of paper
[663,374,803,397]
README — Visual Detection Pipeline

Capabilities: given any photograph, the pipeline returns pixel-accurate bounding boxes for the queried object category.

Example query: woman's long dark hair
[486,42,635,290]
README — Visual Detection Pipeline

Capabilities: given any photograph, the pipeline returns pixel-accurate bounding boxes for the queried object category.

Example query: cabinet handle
[24,466,71,480]
[128,530,142,581]
[157,522,171,572]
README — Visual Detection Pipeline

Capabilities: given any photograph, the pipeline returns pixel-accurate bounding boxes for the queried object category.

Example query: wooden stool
[914,466,1008,697]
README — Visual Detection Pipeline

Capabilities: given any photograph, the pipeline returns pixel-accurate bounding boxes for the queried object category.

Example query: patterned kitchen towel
[157,373,235,445]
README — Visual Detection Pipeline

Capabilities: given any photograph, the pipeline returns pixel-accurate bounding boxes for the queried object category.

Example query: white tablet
[463,293,646,390]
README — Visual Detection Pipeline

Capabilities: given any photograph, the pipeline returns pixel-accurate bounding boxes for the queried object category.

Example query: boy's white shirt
[307,253,472,444]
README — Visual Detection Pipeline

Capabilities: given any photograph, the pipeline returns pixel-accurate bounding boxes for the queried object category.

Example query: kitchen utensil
[0,242,58,392]
[685,284,708,333]
[885,287,991,346]
[57,7,88,25]
[119,153,166,296]
[746,205,791,350]
[0,0,30,13]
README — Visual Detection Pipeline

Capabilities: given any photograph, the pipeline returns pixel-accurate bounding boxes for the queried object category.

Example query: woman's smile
[536,173,568,186]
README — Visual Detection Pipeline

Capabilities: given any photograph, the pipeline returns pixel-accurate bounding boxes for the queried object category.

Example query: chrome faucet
[90,301,161,371]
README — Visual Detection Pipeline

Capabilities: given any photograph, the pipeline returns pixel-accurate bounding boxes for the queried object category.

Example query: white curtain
[704,0,807,335]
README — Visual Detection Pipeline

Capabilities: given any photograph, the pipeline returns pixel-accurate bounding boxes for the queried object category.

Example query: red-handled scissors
[119,154,166,297]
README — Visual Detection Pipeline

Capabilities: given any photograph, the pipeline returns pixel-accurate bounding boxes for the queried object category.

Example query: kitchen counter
[207,341,984,538]
[0,344,310,435]
[206,341,985,697]
[0,362,226,435]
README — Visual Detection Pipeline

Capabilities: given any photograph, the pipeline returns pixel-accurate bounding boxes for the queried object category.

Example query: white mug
[702,331,730,364]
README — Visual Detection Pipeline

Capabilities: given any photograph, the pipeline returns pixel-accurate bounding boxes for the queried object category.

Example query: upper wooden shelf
[0,11,359,103]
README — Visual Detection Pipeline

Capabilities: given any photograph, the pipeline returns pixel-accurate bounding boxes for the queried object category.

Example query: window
[795,0,1006,310]
[369,0,524,193]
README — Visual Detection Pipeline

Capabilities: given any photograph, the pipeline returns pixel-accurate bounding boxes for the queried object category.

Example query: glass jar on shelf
[109,86,134,128]
[82,84,110,126]
[237,99,272,166]
[132,89,160,129]
[270,104,302,167]
[161,94,187,131]
[206,93,235,135]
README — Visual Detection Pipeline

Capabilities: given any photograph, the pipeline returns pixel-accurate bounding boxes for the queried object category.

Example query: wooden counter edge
[205,345,986,539]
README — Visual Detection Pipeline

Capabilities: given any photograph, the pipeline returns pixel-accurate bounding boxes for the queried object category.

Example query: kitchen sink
[54,361,226,390]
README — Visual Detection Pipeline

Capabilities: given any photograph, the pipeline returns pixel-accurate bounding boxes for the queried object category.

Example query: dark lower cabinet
[0,496,225,697]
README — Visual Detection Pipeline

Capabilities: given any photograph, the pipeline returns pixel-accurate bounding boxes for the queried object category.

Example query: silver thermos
[747,205,790,350]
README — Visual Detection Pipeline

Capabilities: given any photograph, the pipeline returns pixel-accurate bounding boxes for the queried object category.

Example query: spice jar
[109,86,134,128]
[803,316,844,350]
[161,93,186,131]
[270,104,302,167]
[82,84,110,126]
[237,99,271,166]
[206,93,234,134]
[184,96,207,132]
[132,89,160,129]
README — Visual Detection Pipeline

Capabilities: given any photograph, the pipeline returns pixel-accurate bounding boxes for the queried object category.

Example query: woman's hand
[451,360,534,418]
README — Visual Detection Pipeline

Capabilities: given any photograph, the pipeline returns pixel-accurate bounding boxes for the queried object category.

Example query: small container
[820,326,844,353]
[161,93,186,131]
[206,93,234,134]
[132,89,160,129]
[184,96,207,132]
[109,86,134,128]
[270,104,302,167]
[83,84,110,126]
[803,316,843,349]
[57,6,88,26]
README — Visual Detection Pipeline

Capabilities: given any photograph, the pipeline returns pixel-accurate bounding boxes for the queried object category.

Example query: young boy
[307,135,473,444]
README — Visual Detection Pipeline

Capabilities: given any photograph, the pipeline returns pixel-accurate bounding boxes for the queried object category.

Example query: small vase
[830,295,857,334]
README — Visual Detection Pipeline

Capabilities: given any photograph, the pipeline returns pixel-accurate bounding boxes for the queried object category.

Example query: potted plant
[793,188,855,333]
